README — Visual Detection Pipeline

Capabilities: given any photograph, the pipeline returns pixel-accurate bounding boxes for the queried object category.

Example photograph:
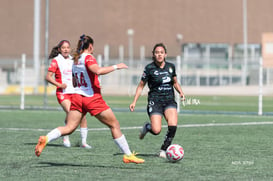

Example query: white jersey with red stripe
[72,53,101,97]
[48,54,75,94]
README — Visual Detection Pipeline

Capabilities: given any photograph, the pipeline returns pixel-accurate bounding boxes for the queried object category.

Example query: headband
[57,40,70,48]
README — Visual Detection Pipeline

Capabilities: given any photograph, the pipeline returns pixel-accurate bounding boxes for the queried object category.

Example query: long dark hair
[73,34,94,64]
[152,43,167,61]
[48,40,70,59]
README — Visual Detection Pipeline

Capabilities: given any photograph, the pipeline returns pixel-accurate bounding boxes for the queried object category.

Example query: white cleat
[159,150,166,158]
[63,136,71,148]
[81,143,92,149]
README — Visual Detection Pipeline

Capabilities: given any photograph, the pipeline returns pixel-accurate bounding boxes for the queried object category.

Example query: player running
[129,43,185,158]
[46,40,91,148]
[35,35,144,164]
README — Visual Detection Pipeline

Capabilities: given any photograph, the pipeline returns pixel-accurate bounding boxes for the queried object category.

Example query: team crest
[142,72,146,78]
[169,67,173,73]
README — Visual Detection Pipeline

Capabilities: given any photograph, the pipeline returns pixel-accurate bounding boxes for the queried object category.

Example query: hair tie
[80,34,85,41]
[77,34,86,53]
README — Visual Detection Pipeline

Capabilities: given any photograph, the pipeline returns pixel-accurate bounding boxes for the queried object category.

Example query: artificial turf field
[0,95,273,180]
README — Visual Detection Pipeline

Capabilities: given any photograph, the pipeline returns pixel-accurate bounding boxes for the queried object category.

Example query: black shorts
[147,99,177,117]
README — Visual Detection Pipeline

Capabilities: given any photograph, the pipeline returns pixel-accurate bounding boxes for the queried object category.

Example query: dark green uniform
[141,61,177,116]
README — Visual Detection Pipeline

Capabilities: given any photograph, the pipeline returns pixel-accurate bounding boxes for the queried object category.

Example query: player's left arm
[88,63,128,75]
[173,76,185,101]
[86,55,128,75]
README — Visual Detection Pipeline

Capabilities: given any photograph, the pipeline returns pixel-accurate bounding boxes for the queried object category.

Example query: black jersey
[141,61,177,102]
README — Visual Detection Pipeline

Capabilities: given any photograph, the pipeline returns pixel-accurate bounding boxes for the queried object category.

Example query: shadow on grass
[24,143,64,147]
[113,152,158,157]
[37,161,142,169]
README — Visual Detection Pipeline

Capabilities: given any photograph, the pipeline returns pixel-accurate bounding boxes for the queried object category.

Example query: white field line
[1,121,273,132]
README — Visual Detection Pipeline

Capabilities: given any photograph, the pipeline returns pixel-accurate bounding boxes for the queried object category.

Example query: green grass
[1,95,273,180]
[1,94,273,113]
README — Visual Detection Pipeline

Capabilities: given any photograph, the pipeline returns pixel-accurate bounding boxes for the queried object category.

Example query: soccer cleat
[81,143,92,149]
[123,152,145,164]
[139,122,149,140]
[63,136,71,148]
[159,150,166,158]
[35,136,48,157]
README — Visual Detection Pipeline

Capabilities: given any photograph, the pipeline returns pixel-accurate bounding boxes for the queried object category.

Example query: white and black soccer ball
[166,144,184,163]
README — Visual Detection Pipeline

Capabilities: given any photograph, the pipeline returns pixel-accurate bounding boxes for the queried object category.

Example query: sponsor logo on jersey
[162,76,171,83]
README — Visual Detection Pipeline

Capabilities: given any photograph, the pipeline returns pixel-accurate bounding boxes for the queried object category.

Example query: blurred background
[1,0,273,97]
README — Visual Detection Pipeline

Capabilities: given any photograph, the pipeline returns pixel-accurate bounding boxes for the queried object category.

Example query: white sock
[114,134,132,155]
[80,128,88,145]
[46,128,62,143]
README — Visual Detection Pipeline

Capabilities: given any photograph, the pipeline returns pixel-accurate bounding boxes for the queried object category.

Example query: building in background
[1,0,273,94]
[1,0,273,60]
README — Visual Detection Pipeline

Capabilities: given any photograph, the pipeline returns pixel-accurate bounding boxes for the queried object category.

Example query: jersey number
[74,72,88,87]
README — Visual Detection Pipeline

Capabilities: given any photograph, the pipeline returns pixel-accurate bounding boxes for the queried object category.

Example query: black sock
[160,126,177,151]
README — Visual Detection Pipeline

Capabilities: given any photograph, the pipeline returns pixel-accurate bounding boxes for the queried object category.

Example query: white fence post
[258,57,263,116]
[20,54,26,110]
[176,55,181,113]
[104,45,109,66]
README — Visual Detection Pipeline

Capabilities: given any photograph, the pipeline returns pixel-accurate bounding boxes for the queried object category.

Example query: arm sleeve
[48,59,58,73]
[85,55,98,67]
[172,64,177,77]
[141,67,148,82]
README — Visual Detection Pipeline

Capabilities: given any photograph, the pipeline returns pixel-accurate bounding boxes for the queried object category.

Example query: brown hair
[48,40,70,59]
[152,43,167,61]
[73,34,94,64]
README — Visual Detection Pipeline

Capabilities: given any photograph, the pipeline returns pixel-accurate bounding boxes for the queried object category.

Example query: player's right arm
[46,59,67,89]
[46,71,67,89]
[129,80,146,112]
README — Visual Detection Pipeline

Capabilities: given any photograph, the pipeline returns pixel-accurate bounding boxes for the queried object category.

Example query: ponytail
[73,34,94,64]
[48,46,59,59]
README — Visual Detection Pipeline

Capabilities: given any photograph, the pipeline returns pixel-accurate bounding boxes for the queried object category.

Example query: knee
[108,119,120,130]
[152,127,161,135]
[65,124,77,133]
[112,122,121,130]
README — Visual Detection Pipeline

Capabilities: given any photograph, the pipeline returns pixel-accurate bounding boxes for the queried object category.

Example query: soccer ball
[166,144,184,163]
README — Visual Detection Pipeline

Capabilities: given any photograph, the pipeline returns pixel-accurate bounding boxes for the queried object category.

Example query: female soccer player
[35,35,144,164]
[129,43,185,158]
[46,40,91,148]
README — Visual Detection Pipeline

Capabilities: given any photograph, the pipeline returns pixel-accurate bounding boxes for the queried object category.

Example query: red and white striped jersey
[72,53,101,97]
[48,54,75,94]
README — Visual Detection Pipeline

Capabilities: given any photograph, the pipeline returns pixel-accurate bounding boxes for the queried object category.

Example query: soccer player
[35,35,144,164]
[129,43,185,158]
[46,40,91,148]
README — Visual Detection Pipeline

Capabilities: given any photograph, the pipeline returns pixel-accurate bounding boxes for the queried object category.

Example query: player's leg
[139,115,162,139]
[35,110,83,157]
[64,94,91,148]
[60,99,72,147]
[79,115,92,149]
[159,107,178,158]
[139,101,163,139]
[95,108,144,164]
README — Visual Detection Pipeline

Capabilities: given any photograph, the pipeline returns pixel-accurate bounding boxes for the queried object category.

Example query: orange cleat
[35,136,48,157]
[123,152,145,164]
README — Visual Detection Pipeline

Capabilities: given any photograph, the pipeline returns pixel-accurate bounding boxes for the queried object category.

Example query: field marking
[1,121,273,132]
